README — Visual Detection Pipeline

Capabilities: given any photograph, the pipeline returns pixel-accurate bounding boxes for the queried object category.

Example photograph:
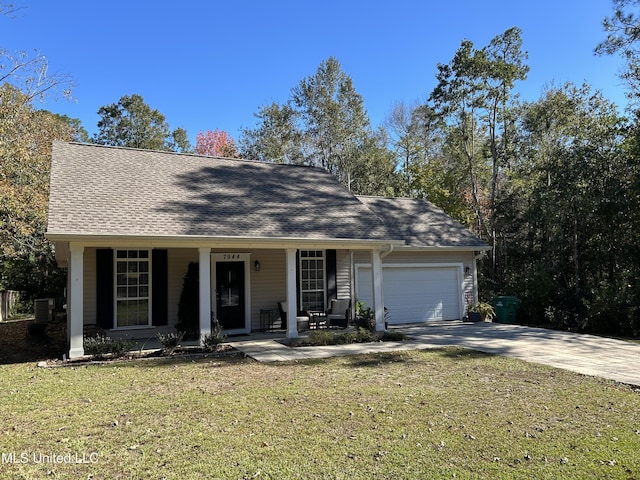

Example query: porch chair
[277,301,310,331]
[326,298,351,328]
[277,301,287,330]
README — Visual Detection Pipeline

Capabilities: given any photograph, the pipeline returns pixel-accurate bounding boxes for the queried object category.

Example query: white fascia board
[45,233,405,251]
[391,245,492,253]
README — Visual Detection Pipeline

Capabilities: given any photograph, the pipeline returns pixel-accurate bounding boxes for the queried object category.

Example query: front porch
[64,243,388,359]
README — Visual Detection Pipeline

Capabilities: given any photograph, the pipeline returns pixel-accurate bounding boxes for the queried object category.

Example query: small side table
[308,311,328,330]
[260,309,274,332]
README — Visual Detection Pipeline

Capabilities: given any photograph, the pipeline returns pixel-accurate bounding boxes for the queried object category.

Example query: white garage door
[357,265,462,324]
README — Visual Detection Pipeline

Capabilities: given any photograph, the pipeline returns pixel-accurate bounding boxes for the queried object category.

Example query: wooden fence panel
[0,290,20,321]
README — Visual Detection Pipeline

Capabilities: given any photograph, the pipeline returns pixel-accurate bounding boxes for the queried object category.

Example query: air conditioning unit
[34,298,55,324]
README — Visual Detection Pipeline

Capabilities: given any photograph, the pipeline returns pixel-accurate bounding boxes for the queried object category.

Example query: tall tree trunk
[573,212,580,300]
[463,113,490,240]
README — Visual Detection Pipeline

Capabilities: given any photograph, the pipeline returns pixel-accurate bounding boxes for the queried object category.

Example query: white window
[299,250,325,312]
[115,249,151,327]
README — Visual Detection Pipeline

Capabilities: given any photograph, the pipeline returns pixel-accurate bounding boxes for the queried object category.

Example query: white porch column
[68,244,84,358]
[372,249,385,331]
[198,247,212,343]
[285,248,298,338]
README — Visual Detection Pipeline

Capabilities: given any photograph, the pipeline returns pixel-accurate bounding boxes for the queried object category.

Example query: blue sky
[2,1,628,144]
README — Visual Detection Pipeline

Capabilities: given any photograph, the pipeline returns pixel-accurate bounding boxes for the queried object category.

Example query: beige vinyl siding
[78,246,363,335]
[247,249,351,330]
[82,247,199,329]
[249,249,286,330]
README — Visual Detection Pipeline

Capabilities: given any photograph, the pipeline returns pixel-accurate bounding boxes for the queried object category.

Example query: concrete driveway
[399,322,640,387]
[231,321,640,387]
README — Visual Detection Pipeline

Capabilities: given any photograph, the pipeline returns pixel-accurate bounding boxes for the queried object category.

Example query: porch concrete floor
[226,321,640,387]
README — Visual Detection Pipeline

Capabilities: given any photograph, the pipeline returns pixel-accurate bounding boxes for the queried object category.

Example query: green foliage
[94,93,191,152]
[83,335,135,358]
[202,323,226,352]
[353,301,391,332]
[344,327,378,344]
[0,84,75,301]
[429,27,529,252]
[294,327,382,346]
[497,82,638,335]
[156,331,185,355]
[305,330,342,346]
[467,302,495,322]
[596,0,640,102]
[239,102,303,164]
[240,57,400,194]
[379,330,407,341]
[354,300,376,331]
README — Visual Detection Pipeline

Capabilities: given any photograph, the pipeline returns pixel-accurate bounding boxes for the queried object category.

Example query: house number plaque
[222,254,242,260]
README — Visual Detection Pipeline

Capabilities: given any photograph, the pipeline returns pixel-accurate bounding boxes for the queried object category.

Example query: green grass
[0,349,639,479]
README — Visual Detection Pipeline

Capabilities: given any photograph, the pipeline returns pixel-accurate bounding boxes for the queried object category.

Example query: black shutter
[152,249,168,326]
[326,249,337,303]
[295,250,301,313]
[96,249,113,329]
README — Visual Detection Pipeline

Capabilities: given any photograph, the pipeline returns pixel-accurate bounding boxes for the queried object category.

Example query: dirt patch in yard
[0,318,67,364]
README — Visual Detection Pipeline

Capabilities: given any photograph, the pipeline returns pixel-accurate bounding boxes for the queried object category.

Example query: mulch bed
[0,319,242,367]
[42,344,243,368]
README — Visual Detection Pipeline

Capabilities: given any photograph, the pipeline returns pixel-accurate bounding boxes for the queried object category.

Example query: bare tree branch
[0,3,28,17]
[0,49,74,103]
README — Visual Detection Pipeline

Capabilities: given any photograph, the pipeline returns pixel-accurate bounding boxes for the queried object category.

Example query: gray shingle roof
[47,142,391,241]
[357,196,489,248]
[47,142,488,249]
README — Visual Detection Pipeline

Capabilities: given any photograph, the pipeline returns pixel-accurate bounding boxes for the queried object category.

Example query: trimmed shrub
[202,323,226,352]
[306,330,337,346]
[354,301,375,331]
[379,330,407,342]
[83,335,135,358]
[156,331,185,355]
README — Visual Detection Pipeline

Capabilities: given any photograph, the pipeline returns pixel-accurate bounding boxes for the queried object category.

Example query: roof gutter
[45,232,406,250]
[380,243,395,258]
[387,244,492,253]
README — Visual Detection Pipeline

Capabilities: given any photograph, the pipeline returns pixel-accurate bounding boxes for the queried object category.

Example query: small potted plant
[467,302,495,322]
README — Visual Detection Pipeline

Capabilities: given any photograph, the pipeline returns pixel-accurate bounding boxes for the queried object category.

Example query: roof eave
[393,244,493,252]
[45,232,406,250]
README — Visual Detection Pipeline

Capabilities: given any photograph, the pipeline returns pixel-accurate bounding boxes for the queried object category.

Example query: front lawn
[0,349,638,479]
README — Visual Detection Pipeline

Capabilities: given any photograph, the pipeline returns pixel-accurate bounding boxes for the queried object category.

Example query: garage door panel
[357,265,461,324]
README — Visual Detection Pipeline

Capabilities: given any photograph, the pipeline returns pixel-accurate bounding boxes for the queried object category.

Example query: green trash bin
[493,296,521,324]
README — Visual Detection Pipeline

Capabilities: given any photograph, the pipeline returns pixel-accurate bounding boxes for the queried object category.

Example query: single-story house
[46,142,490,358]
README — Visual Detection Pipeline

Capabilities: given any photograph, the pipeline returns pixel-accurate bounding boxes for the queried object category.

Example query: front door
[216,261,245,330]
